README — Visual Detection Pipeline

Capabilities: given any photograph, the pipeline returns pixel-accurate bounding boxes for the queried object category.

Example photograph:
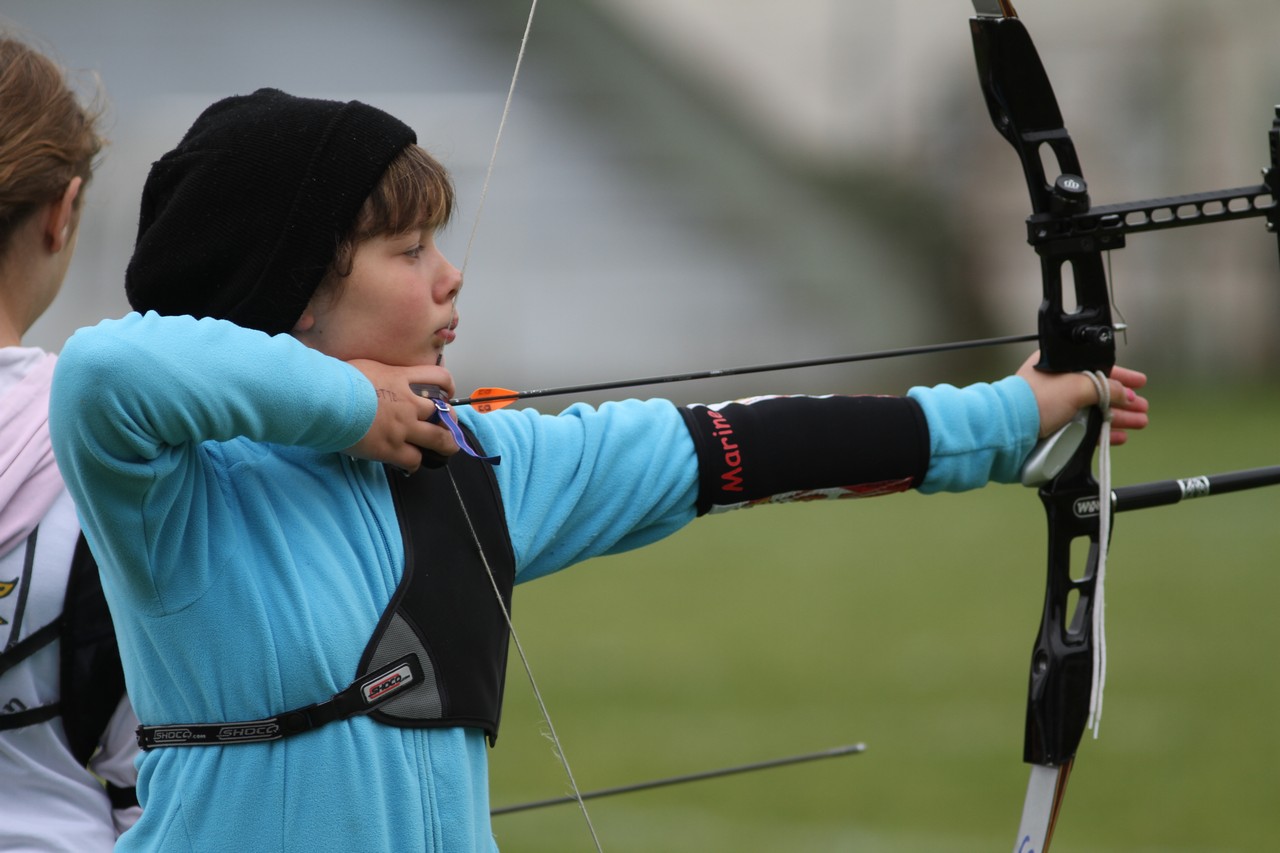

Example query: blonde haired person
[0,32,140,850]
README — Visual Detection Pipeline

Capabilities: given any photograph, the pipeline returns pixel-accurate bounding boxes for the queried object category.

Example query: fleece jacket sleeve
[459,399,700,583]
[48,312,377,608]
[907,375,1040,493]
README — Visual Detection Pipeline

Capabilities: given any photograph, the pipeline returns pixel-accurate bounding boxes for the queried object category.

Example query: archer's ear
[45,177,83,254]
[292,309,317,334]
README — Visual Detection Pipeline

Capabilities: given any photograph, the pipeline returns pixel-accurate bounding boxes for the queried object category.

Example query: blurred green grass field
[487,385,1280,852]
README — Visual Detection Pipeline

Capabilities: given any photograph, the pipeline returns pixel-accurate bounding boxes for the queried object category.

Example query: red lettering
[370,674,401,698]
[720,467,744,492]
[704,408,746,494]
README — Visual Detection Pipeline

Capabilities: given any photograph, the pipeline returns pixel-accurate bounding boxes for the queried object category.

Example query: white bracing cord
[1082,370,1113,739]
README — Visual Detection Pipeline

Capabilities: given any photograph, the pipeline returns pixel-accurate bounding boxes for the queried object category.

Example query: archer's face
[293,229,461,367]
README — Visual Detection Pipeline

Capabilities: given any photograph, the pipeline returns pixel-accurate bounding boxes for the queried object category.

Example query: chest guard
[360,441,515,743]
[136,431,515,750]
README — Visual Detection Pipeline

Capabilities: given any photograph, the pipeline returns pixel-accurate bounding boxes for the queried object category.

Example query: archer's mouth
[436,314,459,345]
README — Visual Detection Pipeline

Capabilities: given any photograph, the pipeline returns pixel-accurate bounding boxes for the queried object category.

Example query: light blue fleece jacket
[48,312,1037,853]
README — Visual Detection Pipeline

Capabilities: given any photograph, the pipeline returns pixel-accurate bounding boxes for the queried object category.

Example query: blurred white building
[6,0,1277,398]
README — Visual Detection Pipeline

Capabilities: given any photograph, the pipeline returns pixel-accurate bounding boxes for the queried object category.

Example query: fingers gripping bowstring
[453,2,605,849]
[1082,370,1113,738]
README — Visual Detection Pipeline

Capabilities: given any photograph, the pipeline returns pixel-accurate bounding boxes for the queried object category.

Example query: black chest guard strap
[137,653,425,748]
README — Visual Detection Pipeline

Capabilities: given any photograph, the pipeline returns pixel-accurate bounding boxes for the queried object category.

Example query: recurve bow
[968,2,1280,850]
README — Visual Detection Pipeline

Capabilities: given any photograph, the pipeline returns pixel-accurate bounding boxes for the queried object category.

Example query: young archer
[49,88,1148,852]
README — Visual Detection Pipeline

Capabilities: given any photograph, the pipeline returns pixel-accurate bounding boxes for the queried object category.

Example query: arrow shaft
[491,743,866,816]
[453,333,1037,407]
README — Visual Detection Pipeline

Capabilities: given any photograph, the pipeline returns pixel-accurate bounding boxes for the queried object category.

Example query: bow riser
[970,4,1114,765]
[1027,453,1105,767]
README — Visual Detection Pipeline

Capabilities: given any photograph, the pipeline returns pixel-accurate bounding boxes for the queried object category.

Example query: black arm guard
[679,395,930,516]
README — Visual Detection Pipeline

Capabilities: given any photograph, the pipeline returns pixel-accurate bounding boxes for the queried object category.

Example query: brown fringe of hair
[325,144,455,284]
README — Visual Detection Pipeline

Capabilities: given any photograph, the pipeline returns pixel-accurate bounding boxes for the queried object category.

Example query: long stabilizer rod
[1113,465,1280,513]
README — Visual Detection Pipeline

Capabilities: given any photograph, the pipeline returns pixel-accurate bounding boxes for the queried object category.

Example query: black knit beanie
[125,88,417,335]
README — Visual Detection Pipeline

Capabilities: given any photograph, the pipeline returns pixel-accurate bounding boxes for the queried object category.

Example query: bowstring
[445,469,603,849]
[453,2,605,848]
[1082,370,1113,738]
[460,0,539,278]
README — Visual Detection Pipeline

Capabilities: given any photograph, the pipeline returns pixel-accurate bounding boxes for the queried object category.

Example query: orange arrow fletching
[466,387,520,413]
